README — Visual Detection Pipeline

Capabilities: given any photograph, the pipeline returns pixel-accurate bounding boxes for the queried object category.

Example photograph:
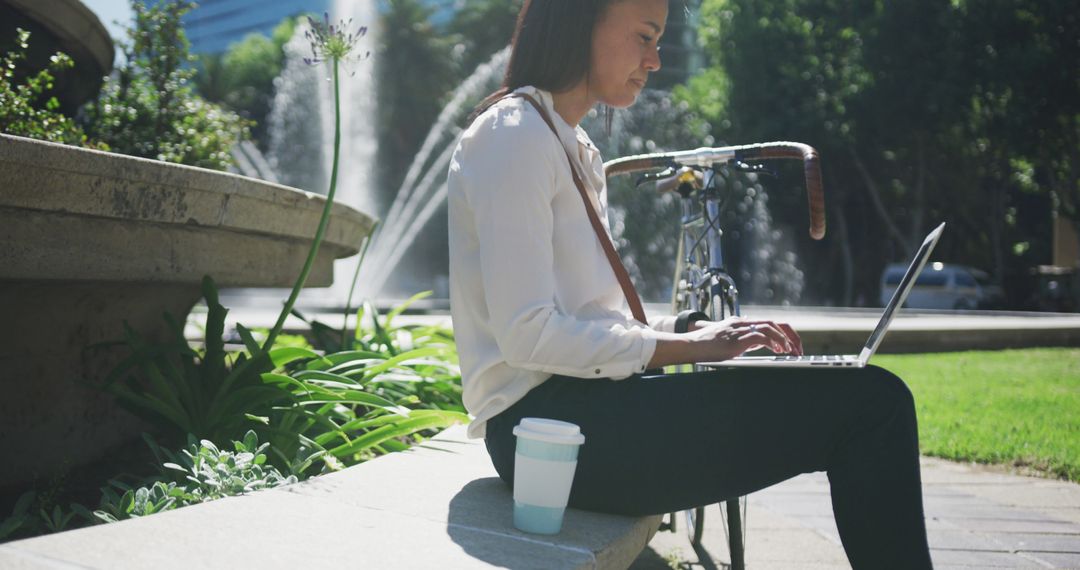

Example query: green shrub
[0,29,94,146]
[81,0,251,170]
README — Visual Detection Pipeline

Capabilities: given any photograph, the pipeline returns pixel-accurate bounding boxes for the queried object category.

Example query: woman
[446,1,934,568]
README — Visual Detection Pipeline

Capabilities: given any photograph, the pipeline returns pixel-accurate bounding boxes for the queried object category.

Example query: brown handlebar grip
[743,143,826,240]
[802,150,826,240]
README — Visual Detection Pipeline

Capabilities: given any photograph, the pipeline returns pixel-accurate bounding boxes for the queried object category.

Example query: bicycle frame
[604,141,826,570]
[676,167,741,322]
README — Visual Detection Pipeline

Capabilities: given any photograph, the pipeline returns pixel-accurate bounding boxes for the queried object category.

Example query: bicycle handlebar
[603,141,826,240]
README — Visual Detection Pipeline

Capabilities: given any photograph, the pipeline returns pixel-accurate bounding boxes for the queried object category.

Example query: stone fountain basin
[0,134,376,487]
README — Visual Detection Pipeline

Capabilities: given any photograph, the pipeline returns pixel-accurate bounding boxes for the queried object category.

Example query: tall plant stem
[341,219,379,346]
[262,58,342,352]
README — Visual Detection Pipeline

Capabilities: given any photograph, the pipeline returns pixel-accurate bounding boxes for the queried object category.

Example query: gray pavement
[198,295,1080,569]
[631,457,1080,569]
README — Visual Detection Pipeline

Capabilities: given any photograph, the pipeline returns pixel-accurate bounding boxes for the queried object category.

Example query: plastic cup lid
[512,417,585,446]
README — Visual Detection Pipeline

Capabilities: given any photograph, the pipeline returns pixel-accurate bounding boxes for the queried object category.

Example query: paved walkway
[631,457,1080,569]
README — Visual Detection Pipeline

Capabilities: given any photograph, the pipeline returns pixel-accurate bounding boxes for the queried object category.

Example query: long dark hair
[468,0,617,128]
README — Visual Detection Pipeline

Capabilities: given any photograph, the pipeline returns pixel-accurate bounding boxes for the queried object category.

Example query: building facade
[160,0,458,55]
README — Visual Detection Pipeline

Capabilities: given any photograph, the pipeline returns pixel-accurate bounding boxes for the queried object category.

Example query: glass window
[916,271,948,286]
[883,268,906,286]
[955,271,977,287]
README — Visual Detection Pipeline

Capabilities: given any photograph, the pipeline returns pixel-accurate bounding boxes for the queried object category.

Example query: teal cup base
[513,501,566,535]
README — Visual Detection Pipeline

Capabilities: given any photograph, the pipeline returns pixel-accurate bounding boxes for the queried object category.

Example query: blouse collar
[511,86,600,160]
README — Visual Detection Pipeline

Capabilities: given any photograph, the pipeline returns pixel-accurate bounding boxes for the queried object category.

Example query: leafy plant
[0,29,95,146]
[81,0,251,170]
[291,290,464,412]
[92,430,304,524]
[98,276,309,448]
[92,481,182,523]
[0,492,35,540]
[266,311,465,463]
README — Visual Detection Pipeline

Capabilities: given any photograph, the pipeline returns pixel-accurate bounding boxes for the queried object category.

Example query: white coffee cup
[511,418,586,534]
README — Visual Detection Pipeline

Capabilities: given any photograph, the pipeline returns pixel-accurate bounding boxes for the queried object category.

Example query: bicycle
[603,142,826,570]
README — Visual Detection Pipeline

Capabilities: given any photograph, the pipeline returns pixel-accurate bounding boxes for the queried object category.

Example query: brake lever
[635,166,677,187]
[729,159,778,178]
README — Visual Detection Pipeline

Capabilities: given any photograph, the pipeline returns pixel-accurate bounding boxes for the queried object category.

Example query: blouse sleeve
[457,108,658,379]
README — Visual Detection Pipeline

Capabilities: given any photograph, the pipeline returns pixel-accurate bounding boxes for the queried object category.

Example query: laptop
[703,222,946,369]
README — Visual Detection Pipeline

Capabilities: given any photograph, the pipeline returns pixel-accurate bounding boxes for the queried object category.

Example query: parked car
[880,262,1004,310]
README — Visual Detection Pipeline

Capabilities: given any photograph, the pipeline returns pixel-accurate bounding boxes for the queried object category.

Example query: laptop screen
[860,223,946,359]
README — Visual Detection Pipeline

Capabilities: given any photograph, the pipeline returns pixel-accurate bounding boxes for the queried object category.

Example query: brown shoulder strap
[509,93,649,326]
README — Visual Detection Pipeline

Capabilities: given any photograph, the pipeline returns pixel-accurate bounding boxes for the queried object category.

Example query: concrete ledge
[0,133,374,286]
[0,133,378,486]
[2,425,662,569]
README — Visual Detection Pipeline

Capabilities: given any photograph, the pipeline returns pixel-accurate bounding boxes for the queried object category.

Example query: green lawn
[874,348,1080,483]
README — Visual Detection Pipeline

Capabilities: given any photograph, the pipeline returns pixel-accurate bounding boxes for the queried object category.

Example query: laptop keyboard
[775,355,847,361]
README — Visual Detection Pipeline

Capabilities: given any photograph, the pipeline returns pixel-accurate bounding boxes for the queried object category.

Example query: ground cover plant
[876,348,1080,482]
[0,430,308,539]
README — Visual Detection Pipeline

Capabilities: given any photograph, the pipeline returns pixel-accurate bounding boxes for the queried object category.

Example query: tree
[193,17,297,150]
[444,0,521,77]
[677,0,1076,306]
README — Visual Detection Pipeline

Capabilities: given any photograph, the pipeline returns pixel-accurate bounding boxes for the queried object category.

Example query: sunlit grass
[875,348,1080,482]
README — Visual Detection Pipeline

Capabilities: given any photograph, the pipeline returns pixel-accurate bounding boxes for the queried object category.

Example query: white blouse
[447,85,678,439]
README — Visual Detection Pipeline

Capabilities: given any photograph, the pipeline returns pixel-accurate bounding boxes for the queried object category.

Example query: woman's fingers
[739,320,800,355]
[696,318,803,360]
[777,322,803,355]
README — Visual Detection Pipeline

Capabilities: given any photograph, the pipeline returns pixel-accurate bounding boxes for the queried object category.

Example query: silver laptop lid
[858,222,946,361]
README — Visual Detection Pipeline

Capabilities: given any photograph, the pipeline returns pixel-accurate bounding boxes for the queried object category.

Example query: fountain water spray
[358,46,511,298]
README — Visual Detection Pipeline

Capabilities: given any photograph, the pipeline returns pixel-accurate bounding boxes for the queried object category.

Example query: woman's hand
[689,317,803,362]
[648,317,803,368]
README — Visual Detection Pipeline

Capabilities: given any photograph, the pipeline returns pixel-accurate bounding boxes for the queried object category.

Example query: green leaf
[245,413,270,425]
[349,347,446,380]
[69,503,96,523]
[354,304,366,342]
[119,490,135,514]
[303,350,384,372]
[295,389,407,414]
[365,300,395,356]
[234,323,264,358]
[384,290,432,328]
[200,275,228,387]
[328,411,469,458]
[93,510,118,524]
[12,491,35,516]
[0,516,24,540]
[268,346,328,368]
[292,369,359,385]
[312,409,457,447]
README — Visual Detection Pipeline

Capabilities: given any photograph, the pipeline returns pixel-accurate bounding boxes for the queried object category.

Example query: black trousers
[484,365,934,570]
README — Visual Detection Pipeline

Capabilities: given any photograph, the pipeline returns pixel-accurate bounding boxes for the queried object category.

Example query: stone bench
[0,424,662,569]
